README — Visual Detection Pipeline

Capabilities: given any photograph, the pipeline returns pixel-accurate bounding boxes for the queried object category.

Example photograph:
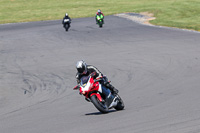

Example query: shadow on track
[85,110,117,116]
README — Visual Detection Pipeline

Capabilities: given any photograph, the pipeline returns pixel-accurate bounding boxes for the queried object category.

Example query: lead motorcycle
[73,73,124,113]
[96,14,104,28]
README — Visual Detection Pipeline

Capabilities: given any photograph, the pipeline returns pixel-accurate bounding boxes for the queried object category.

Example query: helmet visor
[77,65,85,73]
[77,68,84,73]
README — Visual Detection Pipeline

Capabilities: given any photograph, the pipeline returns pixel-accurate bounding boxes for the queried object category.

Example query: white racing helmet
[98,9,101,13]
[76,60,87,74]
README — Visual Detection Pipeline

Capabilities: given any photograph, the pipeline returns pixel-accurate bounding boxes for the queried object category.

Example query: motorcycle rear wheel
[90,95,109,113]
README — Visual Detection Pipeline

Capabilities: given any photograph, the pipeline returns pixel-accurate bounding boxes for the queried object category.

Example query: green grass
[0,0,200,31]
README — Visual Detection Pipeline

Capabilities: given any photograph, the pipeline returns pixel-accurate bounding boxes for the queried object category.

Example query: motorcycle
[96,14,104,28]
[73,73,124,113]
[63,19,71,31]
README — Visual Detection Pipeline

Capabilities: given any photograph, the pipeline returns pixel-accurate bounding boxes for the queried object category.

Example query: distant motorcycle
[63,19,71,31]
[73,73,124,113]
[96,14,104,28]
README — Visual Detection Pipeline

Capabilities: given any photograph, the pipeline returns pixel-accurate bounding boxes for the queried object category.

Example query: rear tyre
[90,95,109,113]
[114,94,125,110]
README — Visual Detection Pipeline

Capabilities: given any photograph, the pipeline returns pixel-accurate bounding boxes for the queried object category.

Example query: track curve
[0,15,200,133]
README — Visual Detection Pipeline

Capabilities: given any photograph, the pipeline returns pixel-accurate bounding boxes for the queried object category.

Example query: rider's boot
[106,93,119,108]
[105,93,115,107]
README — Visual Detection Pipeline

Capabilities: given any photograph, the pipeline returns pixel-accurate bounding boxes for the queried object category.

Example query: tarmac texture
[0,15,200,133]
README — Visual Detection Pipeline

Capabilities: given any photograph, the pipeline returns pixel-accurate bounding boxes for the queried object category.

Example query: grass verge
[0,0,199,31]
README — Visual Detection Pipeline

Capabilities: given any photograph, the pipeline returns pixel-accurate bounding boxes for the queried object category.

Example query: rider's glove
[73,85,80,90]
[96,76,103,80]
[90,72,96,77]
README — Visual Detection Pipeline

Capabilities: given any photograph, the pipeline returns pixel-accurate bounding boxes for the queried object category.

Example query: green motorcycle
[96,14,104,28]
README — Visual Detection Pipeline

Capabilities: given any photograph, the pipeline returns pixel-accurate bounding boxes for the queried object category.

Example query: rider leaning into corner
[74,60,118,94]
[95,9,104,24]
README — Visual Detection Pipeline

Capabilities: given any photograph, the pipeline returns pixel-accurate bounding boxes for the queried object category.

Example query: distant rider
[74,60,118,94]
[62,13,71,29]
[95,9,104,24]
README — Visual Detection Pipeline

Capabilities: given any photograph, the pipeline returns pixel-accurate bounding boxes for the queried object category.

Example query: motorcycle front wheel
[64,24,69,31]
[99,22,103,28]
[90,95,109,113]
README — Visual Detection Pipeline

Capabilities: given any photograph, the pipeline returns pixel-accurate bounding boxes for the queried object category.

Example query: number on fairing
[64,19,69,22]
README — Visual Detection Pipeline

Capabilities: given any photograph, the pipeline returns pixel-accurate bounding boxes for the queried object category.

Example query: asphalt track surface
[1,15,200,133]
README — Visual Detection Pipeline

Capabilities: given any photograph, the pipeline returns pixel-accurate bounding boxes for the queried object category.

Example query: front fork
[90,93,103,102]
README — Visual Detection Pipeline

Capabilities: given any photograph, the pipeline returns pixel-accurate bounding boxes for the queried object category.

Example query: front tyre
[64,24,69,31]
[114,94,125,110]
[98,21,103,28]
[99,22,103,28]
[90,95,109,113]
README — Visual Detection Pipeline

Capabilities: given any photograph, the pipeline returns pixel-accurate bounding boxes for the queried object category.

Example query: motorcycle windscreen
[80,76,90,86]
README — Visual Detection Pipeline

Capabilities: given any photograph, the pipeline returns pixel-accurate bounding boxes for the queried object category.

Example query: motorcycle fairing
[80,76,93,92]
[98,83,102,93]
[79,76,102,96]
[96,14,104,21]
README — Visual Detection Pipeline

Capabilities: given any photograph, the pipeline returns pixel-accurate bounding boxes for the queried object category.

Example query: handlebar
[94,79,101,83]
[94,75,106,82]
